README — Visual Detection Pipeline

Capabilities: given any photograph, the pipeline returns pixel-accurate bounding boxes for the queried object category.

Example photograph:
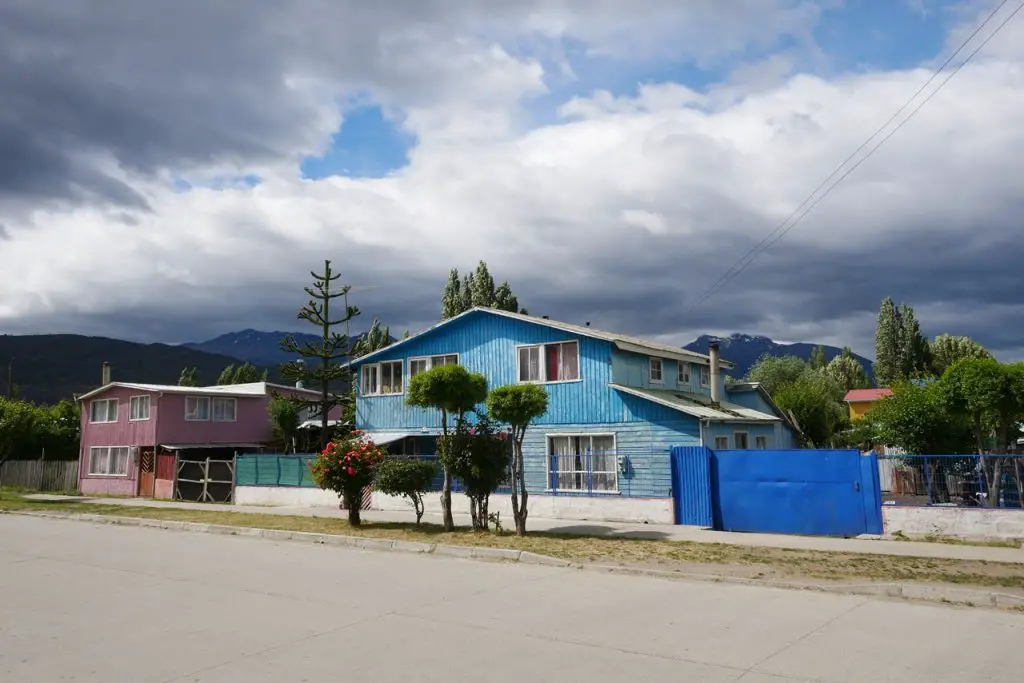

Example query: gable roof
[843,388,892,403]
[76,381,322,402]
[351,307,734,368]
[611,385,779,423]
[725,381,797,428]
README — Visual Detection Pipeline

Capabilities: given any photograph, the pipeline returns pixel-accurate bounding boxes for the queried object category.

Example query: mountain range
[2,329,871,405]
[682,334,873,380]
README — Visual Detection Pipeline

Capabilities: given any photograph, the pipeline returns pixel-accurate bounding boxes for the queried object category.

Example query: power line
[682,0,1022,315]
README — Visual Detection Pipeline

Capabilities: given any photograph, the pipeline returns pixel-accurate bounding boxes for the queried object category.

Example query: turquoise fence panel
[236,454,317,488]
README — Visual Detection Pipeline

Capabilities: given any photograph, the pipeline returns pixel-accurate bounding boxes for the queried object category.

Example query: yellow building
[843,388,892,421]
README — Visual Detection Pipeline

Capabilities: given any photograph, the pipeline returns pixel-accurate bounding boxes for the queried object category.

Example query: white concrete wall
[234,486,340,507]
[883,505,1024,541]
[371,492,674,525]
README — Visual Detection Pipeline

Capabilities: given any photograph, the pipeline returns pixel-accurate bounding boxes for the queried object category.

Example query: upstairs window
[129,395,150,421]
[700,365,711,388]
[649,358,663,383]
[212,397,237,422]
[185,396,210,421]
[89,399,119,423]
[409,354,459,378]
[361,360,403,396]
[518,341,579,383]
[678,362,691,385]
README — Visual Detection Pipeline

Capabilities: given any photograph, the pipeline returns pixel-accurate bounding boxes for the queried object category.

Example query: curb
[7,510,1020,611]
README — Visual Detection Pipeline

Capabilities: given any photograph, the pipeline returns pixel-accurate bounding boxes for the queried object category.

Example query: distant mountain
[683,333,873,380]
[183,328,384,367]
[0,335,276,405]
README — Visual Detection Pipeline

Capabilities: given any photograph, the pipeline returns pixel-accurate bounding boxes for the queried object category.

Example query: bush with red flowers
[309,430,386,526]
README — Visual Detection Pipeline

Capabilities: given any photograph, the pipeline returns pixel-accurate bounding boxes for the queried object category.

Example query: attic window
[649,358,663,383]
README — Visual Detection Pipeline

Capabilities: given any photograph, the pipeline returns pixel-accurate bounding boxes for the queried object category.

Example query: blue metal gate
[671,446,883,537]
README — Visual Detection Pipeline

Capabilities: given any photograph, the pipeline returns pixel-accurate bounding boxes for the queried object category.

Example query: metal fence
[235,454,316,487]
[879,454,1024,508]
[0,460,79,492]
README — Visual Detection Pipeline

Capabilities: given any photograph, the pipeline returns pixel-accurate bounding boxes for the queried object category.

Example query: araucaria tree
[280,260,359,450]
[487,384,549,535]
[406,364,488,531]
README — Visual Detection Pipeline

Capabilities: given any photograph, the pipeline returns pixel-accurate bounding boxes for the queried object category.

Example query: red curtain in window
[546,345,560,382]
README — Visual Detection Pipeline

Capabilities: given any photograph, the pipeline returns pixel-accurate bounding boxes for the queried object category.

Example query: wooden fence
[0,460,79,492]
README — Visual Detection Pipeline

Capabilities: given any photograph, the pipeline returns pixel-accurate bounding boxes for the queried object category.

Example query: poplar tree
[874,297,903,387]
[809,345,827,371]
[441,269,462,319]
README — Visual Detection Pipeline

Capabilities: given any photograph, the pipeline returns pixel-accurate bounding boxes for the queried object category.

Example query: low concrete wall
[371,492,674,525]
[154,479,173,500]
[234,486,340,507]
[883,505,1024,541]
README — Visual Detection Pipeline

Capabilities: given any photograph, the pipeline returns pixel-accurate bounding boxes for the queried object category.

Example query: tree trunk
[479,495,489,531]
[344,491,362,526]
[413,493,424,525]
[512,434,529,536]
[469,495,479,530]
[440,469,454,531]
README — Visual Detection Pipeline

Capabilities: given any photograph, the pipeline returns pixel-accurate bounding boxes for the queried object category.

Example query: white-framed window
[548,434,617,493]
[700,365,711,388]
[714,436,729,449]
[185,396,210,421]
[212,397,237,422]
[89,446,130,476]
[734,432,749,449]
[361,360,403,396]
[129,395,150,421]
[517,341,579,383]
[678,362,691,385]
[755,435,768,449]
[89,399,118,423]
[649,357,663,383]
[409,354,458,378]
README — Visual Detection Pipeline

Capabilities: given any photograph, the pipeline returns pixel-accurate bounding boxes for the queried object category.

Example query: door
[138,450,156,497]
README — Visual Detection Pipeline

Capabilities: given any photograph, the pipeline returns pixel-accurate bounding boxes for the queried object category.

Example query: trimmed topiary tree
[486,384,548,536]
[309,430,386,527]
[374,457,437,525]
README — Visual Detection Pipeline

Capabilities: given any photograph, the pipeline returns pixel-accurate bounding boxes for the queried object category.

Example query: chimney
[708,342,721,406]
[585,322,591,327]
[101,361,111,386]
[295,359,304,389]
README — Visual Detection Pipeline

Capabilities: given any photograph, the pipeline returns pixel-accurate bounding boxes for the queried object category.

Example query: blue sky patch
[300,105,416,180]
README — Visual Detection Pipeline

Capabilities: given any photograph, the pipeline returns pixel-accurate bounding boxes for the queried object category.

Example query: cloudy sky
[2,0,1023,360]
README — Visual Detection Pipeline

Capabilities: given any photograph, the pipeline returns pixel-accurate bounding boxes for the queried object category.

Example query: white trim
[78,381,324,403]
[360,360,404,397]
[88,398,119,424]
[128,395,151,422]
[515,340,581,384]
[700,365,711,388]
[733,430,749,449]
[185,396,211,421]
[408,353,460,379]
[545,432,618,494]
[648,357,664,384]
[212,397,237,422]
[87,446,131,477]
[677,361,691,385]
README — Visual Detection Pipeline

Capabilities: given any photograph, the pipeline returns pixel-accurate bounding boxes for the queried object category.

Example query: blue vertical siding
[670,446,714,526]
[610,349,723,398]
[704,422,779,450]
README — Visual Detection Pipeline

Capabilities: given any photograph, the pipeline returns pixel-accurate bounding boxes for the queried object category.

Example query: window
[89,399,118,423]
[700,365,711,388]
[714,436,729,449]
[212,397,237,422]
[361,360,403,395]
[678,362,691,385]
[649,358,663,383]
[129,395,150,421]
[409,354,458,378]
[548,434,617,493]
[755,435,768,449]
[185,396,210,421]
[518,341,579,383]
[89,447,130,476]
[734,432,749,449]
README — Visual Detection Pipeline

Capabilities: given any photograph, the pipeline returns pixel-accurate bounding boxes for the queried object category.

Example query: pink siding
[79,387,159,493]
[156,394,276,444]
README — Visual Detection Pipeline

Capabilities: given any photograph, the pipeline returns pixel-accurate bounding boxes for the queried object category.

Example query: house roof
[611,384,780,423]
[351,307,735,368]
[843,388,893,403]
[77,381,323,402]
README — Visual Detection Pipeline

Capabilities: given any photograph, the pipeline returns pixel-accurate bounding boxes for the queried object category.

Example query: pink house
[76,379,337,498]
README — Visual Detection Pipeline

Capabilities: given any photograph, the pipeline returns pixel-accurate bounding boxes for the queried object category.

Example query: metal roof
[843,388,892,403]
[77,381,324,402]
[360,431,416,446]
[161,443,264,450]
[611,384,780,423]
[351,307,734,368]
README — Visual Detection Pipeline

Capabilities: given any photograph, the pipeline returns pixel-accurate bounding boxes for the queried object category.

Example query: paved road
[2,516,1023,683]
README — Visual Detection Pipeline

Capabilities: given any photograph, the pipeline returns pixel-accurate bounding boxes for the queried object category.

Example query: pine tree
[178,367,199,387]
[874,297,903,387]
[279,260,359,450]
[493,281,518,313]
[441,269,462,319]
[470,261,496,307]
[809,345,827,371]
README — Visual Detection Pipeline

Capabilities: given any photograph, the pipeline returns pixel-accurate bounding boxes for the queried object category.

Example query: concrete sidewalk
[26,493,1024,564]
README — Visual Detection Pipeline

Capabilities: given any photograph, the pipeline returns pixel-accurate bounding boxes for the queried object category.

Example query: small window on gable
[649,358,663,383]
[714,436,729,449]
[678,362,691,385]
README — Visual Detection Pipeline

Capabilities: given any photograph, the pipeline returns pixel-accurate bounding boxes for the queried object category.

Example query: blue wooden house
[351,307,799,523]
